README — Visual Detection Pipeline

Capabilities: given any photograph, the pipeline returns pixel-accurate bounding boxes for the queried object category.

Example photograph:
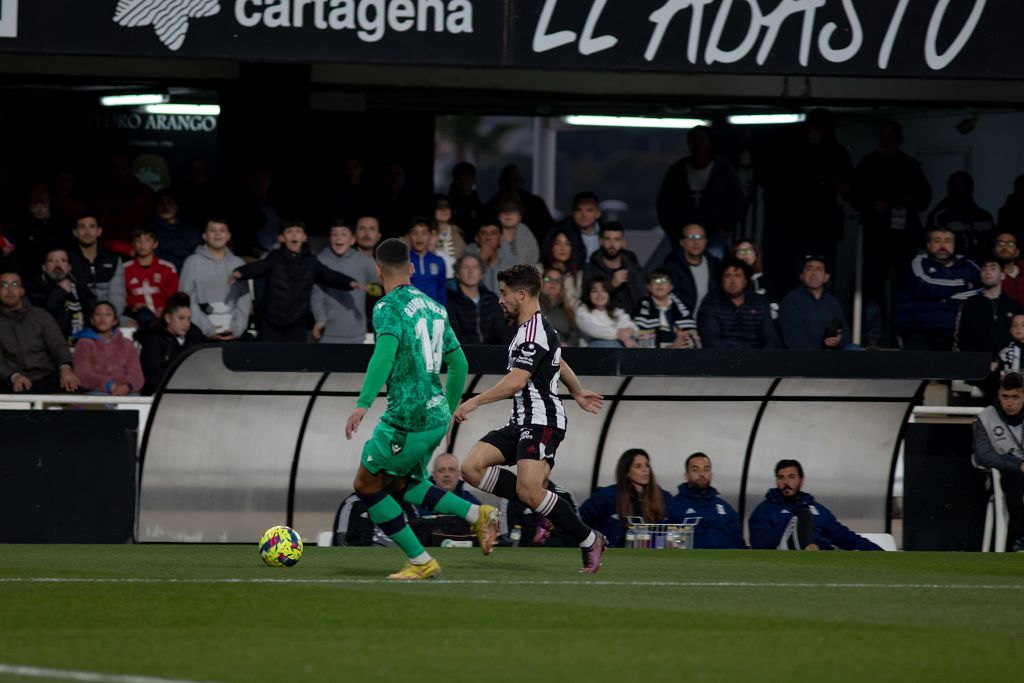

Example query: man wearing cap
[779,255,852,350]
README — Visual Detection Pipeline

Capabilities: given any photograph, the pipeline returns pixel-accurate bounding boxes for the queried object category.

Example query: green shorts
[360,421,448,482]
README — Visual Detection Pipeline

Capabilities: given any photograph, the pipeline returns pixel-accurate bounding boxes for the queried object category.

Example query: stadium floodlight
[144,104,221,116]
[562,115,710,129]
[727,114,807,125]
[100,94,168,107]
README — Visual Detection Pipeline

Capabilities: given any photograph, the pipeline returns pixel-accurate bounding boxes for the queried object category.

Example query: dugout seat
[858,533,898,551]
[971,454,1008,552]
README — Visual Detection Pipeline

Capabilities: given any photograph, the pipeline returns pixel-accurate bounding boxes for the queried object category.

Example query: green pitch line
[0,546,1019,683]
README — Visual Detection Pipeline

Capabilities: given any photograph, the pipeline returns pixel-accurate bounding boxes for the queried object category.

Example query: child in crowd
[496,194,540,267]
[996,313,1024,377]
[139,292,205,395]
[73,301,144,396]
[407,217,447,305]
[632,270,699,349]
[180,218,251,341]
[576,277,637,348]
[124,228,179,327]
[230,219,361,342]
[433,194,466,271]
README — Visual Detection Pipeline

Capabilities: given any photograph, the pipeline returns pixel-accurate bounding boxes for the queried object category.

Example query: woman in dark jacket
[140,291,205,395]
[579,448,672,547]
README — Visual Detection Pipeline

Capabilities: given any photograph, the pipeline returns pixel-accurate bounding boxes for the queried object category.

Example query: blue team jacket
[748,489,882,551]
[579,484,674,548]
[895,254,980,334]
[671,484,746,549]
[410,251,447,305]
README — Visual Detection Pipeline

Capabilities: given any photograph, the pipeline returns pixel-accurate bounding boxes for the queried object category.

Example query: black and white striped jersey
[506,311,566,429]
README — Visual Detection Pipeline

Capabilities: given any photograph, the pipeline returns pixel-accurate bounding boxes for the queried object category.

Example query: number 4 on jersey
[415,318,445,373]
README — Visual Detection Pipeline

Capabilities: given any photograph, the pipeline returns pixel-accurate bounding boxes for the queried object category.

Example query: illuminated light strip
[562,115,709,129]
[100,94,168,107]
[144,104,221,116]
[728,113,807,125]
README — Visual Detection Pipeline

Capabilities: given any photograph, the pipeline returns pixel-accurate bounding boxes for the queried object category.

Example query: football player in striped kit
[455,264,608,573]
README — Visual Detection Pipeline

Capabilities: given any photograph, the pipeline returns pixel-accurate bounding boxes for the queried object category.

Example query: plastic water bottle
[510,524,522,547]
[625,529,635,549]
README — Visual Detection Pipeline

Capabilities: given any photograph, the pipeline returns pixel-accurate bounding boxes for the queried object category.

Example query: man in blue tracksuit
[895,226,981,351]
[671,452,745,549]
[748,459,882,551]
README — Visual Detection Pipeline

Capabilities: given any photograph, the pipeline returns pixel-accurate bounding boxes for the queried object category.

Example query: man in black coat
[444,253,509,345]
[230,220,362,342]
[955,258,1020,357]
[698,258,779,349]
[582,222,646,315]
[27,248,96,342]
[660,223,720,315]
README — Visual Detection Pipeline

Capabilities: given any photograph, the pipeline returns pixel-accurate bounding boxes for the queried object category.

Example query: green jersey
[372,285,461,431]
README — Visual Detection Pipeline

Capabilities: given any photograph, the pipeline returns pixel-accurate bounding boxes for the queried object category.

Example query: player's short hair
[775,459,804,478]
[497,264,541,297]
[1000,372,1024,392]
[375,238,410,269]
[685,452,711,469]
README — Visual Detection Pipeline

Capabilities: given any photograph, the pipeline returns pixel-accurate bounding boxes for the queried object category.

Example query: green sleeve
[356,334,399,409]
[443,345,469,414]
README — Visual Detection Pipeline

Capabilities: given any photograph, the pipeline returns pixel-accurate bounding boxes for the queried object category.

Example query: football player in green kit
[345,238,499,580]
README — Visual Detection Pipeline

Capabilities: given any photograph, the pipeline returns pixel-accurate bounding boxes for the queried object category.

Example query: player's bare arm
[560,359,604,414]
[453,368,532,423]
[345,407,367,439]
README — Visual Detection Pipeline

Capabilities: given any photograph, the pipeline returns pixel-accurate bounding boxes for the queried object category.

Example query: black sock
[478,466,522,502]
[536,489,592,546]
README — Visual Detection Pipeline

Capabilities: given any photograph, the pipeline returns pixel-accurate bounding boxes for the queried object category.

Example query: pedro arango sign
[0,0,1017,79]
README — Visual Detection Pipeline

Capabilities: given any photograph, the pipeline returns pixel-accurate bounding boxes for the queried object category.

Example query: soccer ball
[259,525,303,567]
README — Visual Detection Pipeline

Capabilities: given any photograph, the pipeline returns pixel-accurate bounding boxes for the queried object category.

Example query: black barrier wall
[137,345,987,544]
[1,410,138,543]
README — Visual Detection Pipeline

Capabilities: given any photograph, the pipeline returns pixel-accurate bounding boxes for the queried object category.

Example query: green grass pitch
[0,546,1020,683]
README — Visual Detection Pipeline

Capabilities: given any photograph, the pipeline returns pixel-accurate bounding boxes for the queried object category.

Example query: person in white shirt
[575,277,637,348]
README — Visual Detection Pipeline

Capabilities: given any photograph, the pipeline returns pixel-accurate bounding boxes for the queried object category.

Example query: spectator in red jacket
[73,302,144,396]
[125,228,179,327]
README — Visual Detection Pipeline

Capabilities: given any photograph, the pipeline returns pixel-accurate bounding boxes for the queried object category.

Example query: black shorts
[480,423,566,469]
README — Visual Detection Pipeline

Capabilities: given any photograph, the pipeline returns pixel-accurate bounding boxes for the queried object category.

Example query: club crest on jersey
[391,443,403,454]
[154,273,162,283]
[429,263,439,275]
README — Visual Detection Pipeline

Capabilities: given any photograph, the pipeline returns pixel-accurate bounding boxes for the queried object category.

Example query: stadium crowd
[4,115,1024,396]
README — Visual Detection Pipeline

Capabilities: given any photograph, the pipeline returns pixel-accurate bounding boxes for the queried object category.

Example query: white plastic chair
[858,533,898,551]
[972,454,1008,552]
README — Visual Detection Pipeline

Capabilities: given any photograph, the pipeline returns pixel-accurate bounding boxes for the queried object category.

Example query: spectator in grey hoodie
[312,220,379,344]
[179,219,251,341]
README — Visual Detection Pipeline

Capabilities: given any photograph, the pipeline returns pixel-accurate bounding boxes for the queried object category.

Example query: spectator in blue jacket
[698,258,780,349]
[407,217,447,305]
[671,453,745,549]
[896,226,982,351]
[748,459,882,551]
[779,255,852,350]
[579,448,672,548]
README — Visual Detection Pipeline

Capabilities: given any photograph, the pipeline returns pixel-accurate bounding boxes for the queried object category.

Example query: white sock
[410,552,432,565]
[466,505,480,524]
[578,531,596,548]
